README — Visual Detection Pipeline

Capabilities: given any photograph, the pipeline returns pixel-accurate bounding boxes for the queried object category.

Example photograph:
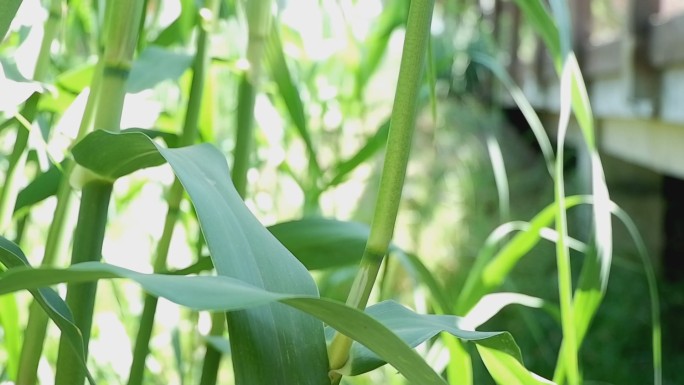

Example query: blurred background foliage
[0,0,677,384]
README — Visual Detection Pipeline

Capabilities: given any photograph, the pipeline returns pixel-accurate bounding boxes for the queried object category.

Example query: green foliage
[0,0,663,385]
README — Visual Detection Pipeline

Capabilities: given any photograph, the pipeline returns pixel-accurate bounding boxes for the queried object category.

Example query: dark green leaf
[0,0,22,41]
[153,0,197,47]
[71,130,165,179]
[268,218,369,270]
[127,46,194,93]
[14,161,66,214]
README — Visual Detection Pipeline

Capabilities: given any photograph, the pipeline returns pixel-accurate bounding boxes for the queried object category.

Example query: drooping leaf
[156,142,330,385]
[0,237,94,385]
[13,160,66,214]
[127,46,194,93]
[0,261,450,385]
[66,130,457,384]
[71,130,165,180]
[337,300,529,378]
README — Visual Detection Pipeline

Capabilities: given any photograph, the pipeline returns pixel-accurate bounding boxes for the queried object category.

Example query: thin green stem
[198,313,227,385]
[16,167,75,385]
[552,65,579,385]
[54,182,114,384]
[54,1,144,383]
[127,1,218,384]
[231,72,257,197]
[16,58,103,385]
[327,0,434,380]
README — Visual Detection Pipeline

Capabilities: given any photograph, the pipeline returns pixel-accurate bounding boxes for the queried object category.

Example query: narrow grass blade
[470,52,554,174]
[457,196,585,314]
[509,0,560,66]
[265,25,321,176]
[326,119,390,188]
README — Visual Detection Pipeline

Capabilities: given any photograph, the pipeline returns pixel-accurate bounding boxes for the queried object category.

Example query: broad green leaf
[0,0,22,42]
[267,218,369,270]
[338,300,532,378]
[127,46,194,93]
[67,131,454,384]
[156,143,330,385]
[0,237,94,385]
[0,261,450,385]
[14,161,65,214]
[71,130,165,180]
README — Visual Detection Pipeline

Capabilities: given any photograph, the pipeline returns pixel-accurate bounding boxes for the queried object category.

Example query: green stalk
[231,0,270,197]
[127,2,219,384]
[196,2,272,384]
[54,1,144,384]
[16,59,103,385]
[551,66,579,385]
[230,72,258,196]
[327,0,434,381]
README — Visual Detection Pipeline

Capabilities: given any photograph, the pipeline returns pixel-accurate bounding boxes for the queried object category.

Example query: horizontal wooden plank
[601,118,684,179]
[650,13,684,66]
[583,39,624,78]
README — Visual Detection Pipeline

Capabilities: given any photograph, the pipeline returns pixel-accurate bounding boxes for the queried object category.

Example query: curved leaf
[268,218,369,270]
[0,237,94,385]
[0,261,450,385]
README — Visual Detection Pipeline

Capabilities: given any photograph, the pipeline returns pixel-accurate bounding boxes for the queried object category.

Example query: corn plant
[0,0,662,385]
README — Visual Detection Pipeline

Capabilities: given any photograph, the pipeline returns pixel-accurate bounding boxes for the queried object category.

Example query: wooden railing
[491,0,684,178]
